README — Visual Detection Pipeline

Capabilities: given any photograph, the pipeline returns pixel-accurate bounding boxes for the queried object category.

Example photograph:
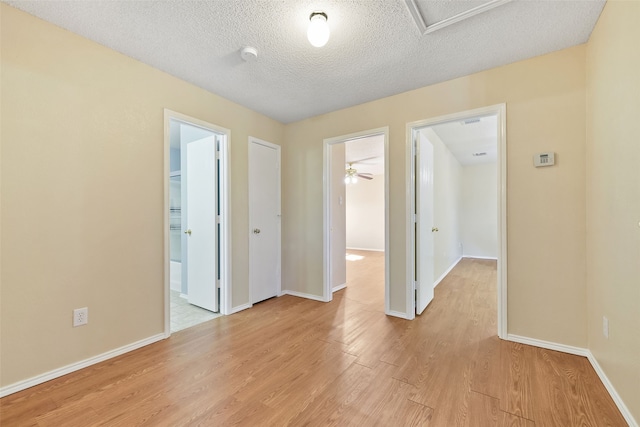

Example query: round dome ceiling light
[307,11,330,47]
[240,46,258,62]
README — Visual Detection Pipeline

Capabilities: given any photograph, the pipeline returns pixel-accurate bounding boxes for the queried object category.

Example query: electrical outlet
[73,307,88,327]
[602,316,609,339]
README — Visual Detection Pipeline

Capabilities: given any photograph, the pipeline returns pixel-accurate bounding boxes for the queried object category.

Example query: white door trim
[406,104,507,337]
[248,137,282,306]
[163,109,232,338]
[323,127,391,315]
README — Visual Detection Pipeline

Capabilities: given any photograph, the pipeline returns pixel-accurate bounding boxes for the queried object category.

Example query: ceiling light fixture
[345,164,358,184]
[307,11,330,47]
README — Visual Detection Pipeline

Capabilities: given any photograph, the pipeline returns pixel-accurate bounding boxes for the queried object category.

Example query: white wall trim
[506,334,589,356]
[0,333,165,398]
[463,255,498,260]
[230,303,252,314]
[323,127,390,312]
[506,334,637,426]
[332,283,347,292]
[346,247,385,252]
[405,124,416,320]
[406,104,507,332]
[434,257,462,288]
[586,352,638,427]
[282,290,327,303]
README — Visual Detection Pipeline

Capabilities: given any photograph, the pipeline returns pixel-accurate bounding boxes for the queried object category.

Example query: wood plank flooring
[0,252,627,426]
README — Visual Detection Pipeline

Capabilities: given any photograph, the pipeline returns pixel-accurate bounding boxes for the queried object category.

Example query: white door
[185,136,218,312]
[416,132,435,315]
[249,138,281,304]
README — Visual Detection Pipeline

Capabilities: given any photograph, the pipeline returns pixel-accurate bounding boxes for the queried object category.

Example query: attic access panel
[406,0,512,34]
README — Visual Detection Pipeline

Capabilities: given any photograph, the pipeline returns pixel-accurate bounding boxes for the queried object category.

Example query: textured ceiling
[5,0,605,124]
[431,115,497,166]
[345,135,385,176]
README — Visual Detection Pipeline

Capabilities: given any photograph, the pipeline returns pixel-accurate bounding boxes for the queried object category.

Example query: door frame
[406,104,507,338]
[163,109,231,337]
[248,137,282,305]
[323,127,390,313]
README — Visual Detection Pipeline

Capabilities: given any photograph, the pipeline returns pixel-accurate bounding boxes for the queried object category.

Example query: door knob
[184,229,192,236]
[253,228,261,234]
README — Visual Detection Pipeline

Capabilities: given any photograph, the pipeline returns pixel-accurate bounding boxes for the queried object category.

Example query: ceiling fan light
[345,176,351,184]
[307,12,330,47]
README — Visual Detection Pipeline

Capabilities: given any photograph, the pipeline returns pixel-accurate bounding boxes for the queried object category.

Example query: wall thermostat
[534,152,555,167]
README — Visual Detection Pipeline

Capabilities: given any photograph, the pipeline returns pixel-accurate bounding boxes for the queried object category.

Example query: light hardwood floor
[0,252,626,426]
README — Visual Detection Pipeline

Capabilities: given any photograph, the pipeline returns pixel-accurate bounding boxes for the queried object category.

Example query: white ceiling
[6,0,605,124]
[345,135,385,176]
[430,115,497,166]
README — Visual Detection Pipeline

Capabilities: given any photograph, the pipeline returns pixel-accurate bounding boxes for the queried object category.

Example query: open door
[184,135,218,312]
[416,132,435,315]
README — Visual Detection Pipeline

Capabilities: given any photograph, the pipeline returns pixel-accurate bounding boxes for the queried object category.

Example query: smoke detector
[240,46,258,62]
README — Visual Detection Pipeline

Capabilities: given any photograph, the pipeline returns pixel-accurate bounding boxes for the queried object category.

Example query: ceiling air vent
[472,152,487,157]
[462,118,481,125]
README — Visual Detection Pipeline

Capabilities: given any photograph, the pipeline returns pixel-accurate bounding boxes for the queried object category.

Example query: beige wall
[0,5,284,387]
[586,1,640,421]
[8,3,638,414]
[283,44,587,345]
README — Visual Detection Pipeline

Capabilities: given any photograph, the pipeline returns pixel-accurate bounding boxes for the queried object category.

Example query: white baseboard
[506,334,637,426]
[346,247,385,252]
[332,283,347,292]
[230,303,251,314]
[586,351,638,427]
[463,255,498,260]
[506,334,589,356]
[0,333,166,398]
[281,290,326,302]
[434,257,462,288]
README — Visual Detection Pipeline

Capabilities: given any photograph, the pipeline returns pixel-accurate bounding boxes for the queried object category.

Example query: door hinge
[216,215,221,224]
[412,213,417,223]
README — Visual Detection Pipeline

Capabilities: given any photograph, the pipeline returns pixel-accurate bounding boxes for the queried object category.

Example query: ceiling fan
[345,162,373,184]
